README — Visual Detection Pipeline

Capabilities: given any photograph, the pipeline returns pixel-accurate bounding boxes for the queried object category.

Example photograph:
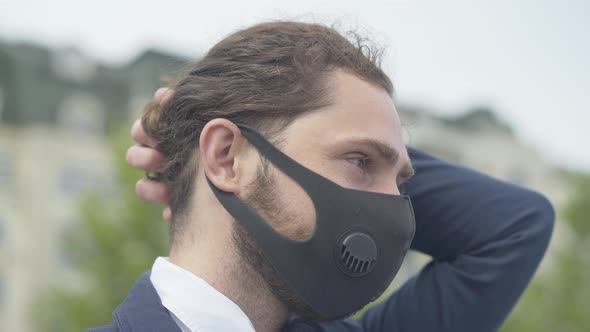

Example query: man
[89,21,554,332]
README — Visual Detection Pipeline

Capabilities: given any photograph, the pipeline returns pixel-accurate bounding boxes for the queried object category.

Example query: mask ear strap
[236,124,335,197]
[206,123,330,242]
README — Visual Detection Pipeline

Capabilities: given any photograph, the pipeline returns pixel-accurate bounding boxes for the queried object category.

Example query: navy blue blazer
[88,147,555,331]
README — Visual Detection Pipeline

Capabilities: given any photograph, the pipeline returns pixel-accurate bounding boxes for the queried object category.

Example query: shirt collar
[150,257,256,332]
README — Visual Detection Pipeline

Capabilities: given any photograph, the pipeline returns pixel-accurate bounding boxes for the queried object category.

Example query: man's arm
[357,147,554,331]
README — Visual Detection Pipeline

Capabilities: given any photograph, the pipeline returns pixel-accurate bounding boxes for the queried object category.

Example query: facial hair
[231,159,326,321]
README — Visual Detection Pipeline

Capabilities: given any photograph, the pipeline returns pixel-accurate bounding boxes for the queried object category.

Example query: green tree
[502,173,590,332]
[36,127,169,332]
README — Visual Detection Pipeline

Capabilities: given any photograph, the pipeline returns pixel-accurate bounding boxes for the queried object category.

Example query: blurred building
[0,41,185,332]
[0,40,572,331]
[0,125,114,331]
[396,106,571,278]
[398,106,569,204]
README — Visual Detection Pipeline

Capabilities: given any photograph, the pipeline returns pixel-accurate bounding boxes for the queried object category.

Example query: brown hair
[142,21,393,240]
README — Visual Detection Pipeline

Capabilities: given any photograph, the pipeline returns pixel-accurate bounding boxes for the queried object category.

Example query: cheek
[272,170,317,241]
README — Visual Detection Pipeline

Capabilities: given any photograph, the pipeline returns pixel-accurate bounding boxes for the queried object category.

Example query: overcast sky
[1,0,588,172]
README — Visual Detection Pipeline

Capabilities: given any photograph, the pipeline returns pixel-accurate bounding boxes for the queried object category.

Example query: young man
[90,21,554,332]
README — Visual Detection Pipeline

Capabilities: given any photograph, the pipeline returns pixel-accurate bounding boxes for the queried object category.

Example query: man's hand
[126,88,173,222]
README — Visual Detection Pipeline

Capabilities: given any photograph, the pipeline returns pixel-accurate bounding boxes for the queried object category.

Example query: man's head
[142,21,414,320]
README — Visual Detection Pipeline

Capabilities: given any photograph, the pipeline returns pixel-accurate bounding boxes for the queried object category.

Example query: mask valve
[337,232,378,277]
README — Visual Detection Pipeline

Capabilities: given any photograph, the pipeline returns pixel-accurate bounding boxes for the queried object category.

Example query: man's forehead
[287,73,404,148]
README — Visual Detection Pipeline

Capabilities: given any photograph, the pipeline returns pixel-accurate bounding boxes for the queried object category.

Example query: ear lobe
[199,119,243,194]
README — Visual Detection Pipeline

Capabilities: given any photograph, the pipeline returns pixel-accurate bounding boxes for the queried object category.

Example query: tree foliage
[502,173,590,332]
[36,128,169,332]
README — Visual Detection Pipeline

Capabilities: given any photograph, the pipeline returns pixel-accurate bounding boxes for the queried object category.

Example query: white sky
[1,0,588,172]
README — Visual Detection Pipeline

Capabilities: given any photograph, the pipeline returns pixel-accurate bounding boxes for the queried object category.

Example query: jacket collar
[112,270,325,332]
[113,271,181,332]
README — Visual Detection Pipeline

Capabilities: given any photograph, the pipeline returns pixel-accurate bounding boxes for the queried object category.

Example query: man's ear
[199,119,244,194]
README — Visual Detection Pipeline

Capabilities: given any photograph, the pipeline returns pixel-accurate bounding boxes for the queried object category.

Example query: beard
[230,159,326,321]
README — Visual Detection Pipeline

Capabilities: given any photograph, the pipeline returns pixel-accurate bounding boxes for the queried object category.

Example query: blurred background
[0,1,588,331]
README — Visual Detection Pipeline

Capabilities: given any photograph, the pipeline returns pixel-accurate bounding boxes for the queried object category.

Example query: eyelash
[349,157,370,171]
[346,154,410,195]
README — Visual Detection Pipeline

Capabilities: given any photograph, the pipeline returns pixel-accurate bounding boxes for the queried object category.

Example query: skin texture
[126,71,414,332]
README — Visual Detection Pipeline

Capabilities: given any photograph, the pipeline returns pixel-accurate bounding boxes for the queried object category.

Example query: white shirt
[150,257,256,332]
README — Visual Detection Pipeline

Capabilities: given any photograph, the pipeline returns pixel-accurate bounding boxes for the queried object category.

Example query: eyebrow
[346,138,416,181]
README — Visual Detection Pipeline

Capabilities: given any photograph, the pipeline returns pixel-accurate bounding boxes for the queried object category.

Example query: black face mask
[207,124,416,321]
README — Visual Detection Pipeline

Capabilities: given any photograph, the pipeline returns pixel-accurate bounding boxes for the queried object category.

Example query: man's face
[232,70,413,320]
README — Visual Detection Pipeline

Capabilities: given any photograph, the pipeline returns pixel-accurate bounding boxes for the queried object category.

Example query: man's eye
[348,157,369,171]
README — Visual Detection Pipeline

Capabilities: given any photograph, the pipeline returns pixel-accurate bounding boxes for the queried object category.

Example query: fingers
[131,88,173,148]
[133,87,174,223]
[154,87,173,107]
[126,144,165,172]
[131,118,159,148]
[136,178,171,204]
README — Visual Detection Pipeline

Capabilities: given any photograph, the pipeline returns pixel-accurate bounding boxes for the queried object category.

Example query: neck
[169,227,289,332]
